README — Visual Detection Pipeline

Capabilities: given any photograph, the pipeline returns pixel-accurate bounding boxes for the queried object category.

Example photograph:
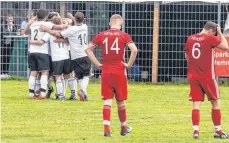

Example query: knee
[192,101,201,110]
[211,100,220,109]
[117,100,125,107]
[104,99,112,106]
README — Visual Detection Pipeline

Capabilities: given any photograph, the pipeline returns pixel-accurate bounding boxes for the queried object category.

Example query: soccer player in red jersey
[86,14,137,137]
[184,21,229,139]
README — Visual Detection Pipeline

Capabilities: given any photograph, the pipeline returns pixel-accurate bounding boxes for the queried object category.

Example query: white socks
[214,126,221,132]
[78,77,89,95]
[68,78,77,94]
[28,76,36,97]
[40,75,48,97]
[193,125,199,131]
[56,80,64,96]
[35,80,41,96]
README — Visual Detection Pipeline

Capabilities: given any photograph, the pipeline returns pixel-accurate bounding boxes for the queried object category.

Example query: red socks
[212,109,221,126]
[103,105,111,132]
[212,109,222,133]
[118,105,127,131]
[192,109,200,131]
[192,109,222,134]
[192,109,200,126]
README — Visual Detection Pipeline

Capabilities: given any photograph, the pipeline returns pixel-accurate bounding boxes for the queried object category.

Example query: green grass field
[1,80,229,143]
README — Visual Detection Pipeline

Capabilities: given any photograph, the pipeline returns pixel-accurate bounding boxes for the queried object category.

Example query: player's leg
[192,101,201,139]
[46,75,54,99]
[103,99,112,137]
[63,59,77,100]
[54,75,65,100]
[34,73,41,98]
[189,80,204,139]
[78,76,89,101]
[52,60,66,100]
[64,73,77,100]
[39,71,49,99]
[28,71,38,99]
[114,73,132,136]
[37,53,50,99]
[204,79,229,138]
[101,73,114,137]
[46,56,54,98]
[78,57,91,101]
[28,53,38,99]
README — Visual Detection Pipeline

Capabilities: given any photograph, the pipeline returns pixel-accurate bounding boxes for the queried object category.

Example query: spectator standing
[1,14,17,77]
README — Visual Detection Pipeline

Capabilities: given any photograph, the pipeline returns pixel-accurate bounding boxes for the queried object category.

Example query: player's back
[92,29,133,73]
[49,32,69,61]
[30,21,53,54]
[185,34,220,79]
[65,24,88,60]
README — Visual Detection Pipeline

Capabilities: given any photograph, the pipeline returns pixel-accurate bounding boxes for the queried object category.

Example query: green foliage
[1,80,229,143]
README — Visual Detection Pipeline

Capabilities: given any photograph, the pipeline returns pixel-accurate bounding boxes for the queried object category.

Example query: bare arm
[40,26,62,38]
[24,16,37,35]
[85,43,102,68]
[29,40,45,45]
[217,25,229,50]
[52,24,68,30]
[67,12,75,25]
[20,30,25,35]
[67,12,74,19]
[53,39,69,44]
[123,43,138,68]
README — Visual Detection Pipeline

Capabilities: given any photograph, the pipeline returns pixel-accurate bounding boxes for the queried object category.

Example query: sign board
[214,37,229,77]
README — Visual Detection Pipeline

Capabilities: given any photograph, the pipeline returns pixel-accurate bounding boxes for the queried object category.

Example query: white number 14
[103,37,120,54]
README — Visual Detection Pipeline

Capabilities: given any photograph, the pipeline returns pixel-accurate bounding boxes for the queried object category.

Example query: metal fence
[0,1,228,83]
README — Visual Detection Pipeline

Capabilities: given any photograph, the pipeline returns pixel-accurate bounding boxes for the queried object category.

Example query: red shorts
[189,79,220,101]
[101,73,127,101]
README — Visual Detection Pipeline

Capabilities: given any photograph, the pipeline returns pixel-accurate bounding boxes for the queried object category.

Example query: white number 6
[192,43,201,59]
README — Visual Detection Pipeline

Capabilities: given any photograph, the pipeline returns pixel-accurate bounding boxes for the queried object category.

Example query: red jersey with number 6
[184,34,221,80]
[91,28,134,74]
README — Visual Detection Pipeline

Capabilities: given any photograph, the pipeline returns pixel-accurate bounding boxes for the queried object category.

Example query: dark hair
[74,12,84,23]
[36,9,48,20]
[52,17,62,25]
[204,21,217,33]
[33,10,37,17]
[47,12,58,21]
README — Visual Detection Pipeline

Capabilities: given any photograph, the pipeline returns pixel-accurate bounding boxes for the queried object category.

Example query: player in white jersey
[40,12,90,101]
[25,9,68,99]
[30,17,75,100]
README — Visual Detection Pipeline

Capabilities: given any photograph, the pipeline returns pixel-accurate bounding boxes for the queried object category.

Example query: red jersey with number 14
[184,34,221,80]
[91,28,133,73]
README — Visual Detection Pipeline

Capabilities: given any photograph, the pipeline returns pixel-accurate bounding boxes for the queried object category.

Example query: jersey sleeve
[60,27,75,39]
[90,33,101,47]
[210,35,221,48]
[125,34,134,45]
[44,22,54,30]
[41,33,50,42]
[20,21,27,30]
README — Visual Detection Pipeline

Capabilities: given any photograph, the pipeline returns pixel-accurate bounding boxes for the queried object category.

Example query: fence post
[122,2,126,32]
[60,2,65,18]
[27,1,32,79]
[218,1,221,25]
[216,1,221,82]
[40,2,46,9]
[152,1,160,84]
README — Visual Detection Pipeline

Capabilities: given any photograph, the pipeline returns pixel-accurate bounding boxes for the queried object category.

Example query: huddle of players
[25,9,90,101]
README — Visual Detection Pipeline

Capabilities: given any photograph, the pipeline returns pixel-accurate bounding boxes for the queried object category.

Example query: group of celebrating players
[25,8,229,139]
[25,9,90,101]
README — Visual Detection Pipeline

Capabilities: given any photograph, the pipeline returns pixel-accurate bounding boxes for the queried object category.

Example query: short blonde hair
[110,14,123,23]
